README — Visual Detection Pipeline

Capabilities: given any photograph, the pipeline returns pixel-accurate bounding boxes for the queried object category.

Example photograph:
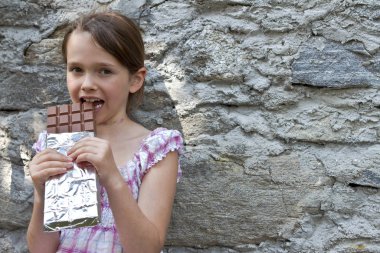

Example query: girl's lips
[80,97,104,112]
[80,96,103,102]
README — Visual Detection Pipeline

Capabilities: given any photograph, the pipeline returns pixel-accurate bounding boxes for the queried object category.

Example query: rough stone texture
[1,0,380,252]
[292,37,380,88]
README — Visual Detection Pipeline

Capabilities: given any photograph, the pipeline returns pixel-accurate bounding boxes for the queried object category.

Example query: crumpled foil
[44,132,100,232]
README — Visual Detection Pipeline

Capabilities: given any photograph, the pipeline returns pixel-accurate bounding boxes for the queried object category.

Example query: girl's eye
[69,67,82,73]
[100,69,112,75]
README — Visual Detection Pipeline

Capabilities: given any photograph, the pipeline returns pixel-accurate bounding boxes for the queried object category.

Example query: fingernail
[66,162,74,168]
[66,156,73,161]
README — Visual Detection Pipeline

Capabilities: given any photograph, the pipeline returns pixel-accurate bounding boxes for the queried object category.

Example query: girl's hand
[67,137,119,186]
[29,149,73,197]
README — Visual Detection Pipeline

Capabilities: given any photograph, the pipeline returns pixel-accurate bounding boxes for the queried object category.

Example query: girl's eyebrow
[66,61,82,66]
[97,63,117,67]
[67,61,116,67]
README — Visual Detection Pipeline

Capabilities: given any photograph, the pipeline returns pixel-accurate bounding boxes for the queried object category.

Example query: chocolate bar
[47,103,95,133]
[43,103,100,232]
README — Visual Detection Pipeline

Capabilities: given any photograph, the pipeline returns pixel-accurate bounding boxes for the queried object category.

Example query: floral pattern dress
[33,127,184,253]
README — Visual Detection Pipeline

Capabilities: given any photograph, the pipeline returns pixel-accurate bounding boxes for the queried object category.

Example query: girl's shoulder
[144,127,183,146]
[139,127,184,158]
[135,127,184,179]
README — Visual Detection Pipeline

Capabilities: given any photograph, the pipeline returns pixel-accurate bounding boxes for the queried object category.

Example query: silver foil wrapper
[44,132,100,232]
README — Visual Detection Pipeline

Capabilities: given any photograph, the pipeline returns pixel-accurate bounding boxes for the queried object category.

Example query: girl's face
[65,30,144,126]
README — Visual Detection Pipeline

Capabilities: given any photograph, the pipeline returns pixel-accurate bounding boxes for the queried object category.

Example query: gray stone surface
[292,37,380,88]
[1,0,380,252]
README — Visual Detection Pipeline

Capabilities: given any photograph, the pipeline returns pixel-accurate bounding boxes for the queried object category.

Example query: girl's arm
[27,149,72,252]
[104,151,179,252]
[27,190,60,253]
[69,137,180,252]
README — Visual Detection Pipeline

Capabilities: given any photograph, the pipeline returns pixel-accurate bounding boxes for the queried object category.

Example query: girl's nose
[81,74,97,91]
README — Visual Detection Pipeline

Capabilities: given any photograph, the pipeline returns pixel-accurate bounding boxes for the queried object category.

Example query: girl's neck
[94,114,150,162]
[95,114,132,140]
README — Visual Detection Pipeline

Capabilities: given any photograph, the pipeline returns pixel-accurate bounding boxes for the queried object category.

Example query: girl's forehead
[69,30,94,43]
[67,30,105,53]
[66,31,127,69]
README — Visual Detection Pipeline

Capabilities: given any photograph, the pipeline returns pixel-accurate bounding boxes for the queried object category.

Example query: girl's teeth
[84,99,99,103]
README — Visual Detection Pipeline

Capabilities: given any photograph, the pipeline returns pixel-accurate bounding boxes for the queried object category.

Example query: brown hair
[62,11,145,113]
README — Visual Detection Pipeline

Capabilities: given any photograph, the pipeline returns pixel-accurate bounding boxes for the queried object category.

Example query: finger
[73,137,108,147]
[32,167,70,182]
[68,146,98,160]
[67,140,89,155]
[33,149,72,164]
[75,153,100,167]
[31,161,74,173]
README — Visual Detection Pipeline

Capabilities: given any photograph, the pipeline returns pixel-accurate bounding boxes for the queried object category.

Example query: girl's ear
[129,67,147,93]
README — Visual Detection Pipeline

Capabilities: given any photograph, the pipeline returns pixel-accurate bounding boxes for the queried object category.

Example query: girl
[27,11,183,253]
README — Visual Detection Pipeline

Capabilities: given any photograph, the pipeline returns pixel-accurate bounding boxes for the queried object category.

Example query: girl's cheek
[66,83,80,102]
[67,90,79,103]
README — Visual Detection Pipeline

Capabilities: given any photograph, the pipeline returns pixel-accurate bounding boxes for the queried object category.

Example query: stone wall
[1,0,380,252]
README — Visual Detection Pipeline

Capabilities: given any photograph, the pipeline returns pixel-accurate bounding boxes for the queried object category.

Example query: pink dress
[33,127,184,253]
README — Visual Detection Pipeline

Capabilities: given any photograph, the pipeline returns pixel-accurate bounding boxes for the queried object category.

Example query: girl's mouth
[80,98,104,112]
